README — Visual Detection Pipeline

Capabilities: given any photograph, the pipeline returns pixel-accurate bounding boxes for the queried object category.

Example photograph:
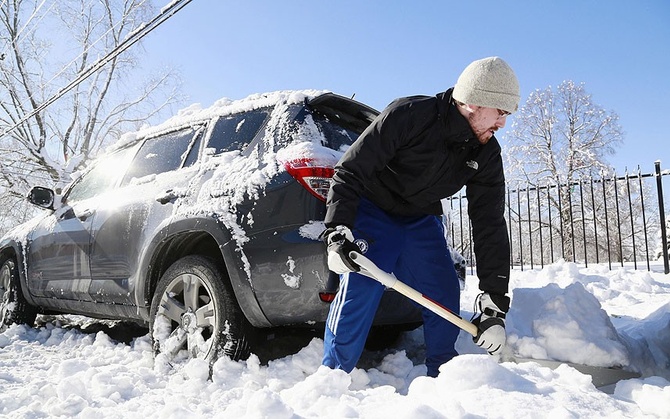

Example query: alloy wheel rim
[0,264,10,304]
[154,272,218,361]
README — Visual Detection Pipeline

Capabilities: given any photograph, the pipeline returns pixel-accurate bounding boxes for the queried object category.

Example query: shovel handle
[349,251,479,337]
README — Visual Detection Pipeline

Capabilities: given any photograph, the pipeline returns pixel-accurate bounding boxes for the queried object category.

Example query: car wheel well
[0,248,17,265]
[1,253,38,328]
[146,232,227,305]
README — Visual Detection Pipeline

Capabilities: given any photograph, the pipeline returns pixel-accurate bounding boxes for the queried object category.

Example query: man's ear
[456,102,478,116]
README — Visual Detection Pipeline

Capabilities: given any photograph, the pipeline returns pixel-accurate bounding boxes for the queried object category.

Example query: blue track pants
[323,198,460,377]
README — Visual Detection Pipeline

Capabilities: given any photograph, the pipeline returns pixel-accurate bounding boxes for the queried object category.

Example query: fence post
[614,174,624,267]
[459,194,464,256]
[590,177,600,264]
[548,184,554,263]
[537,186,544,268]
[626,170,638,269]
[558,183,565,259]
[517,187,523,271]
[655,161,669,274]
[568,184,576,262]
[638,166,650,271]
[527,187,533,269]
[602,172,612,270]
[449,197,455,248]
[507,187,513,267]
[579,180,588,267]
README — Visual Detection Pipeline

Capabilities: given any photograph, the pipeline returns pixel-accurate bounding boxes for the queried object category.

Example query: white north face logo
[466,160,479,170]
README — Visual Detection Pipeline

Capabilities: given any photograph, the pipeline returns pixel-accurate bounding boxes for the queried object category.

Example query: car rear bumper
[240,225,422,327]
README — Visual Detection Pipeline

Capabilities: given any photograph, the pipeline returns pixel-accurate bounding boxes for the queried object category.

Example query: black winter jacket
[324,89,510,300]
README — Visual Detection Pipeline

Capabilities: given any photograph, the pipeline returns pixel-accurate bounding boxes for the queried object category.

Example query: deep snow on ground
[1,261,669,418]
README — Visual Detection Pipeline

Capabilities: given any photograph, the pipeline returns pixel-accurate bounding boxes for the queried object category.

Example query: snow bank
[507,282,630,367]
[1,261,669,418]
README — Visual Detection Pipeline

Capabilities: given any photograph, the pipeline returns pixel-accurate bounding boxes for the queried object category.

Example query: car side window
[66,145,137,203]
[121,127,202,186]
[182,130,203,168]
[207,109,269,154]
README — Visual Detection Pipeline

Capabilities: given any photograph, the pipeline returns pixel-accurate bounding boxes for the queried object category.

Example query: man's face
[466,106,509,144]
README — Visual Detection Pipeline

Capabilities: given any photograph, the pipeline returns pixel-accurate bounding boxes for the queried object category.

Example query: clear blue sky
[143,0,670,175]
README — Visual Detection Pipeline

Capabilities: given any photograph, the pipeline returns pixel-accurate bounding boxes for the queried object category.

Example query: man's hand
[472,293,508,355]
[322,226,360,274]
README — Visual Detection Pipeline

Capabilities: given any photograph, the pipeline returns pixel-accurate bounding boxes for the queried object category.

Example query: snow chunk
[508,282,630,367]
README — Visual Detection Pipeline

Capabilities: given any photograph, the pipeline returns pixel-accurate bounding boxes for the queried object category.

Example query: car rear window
[310,112,362,152]
[207,109,269,154]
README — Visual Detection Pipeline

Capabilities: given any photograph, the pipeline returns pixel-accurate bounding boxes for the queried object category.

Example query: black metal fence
[446,162,670,274]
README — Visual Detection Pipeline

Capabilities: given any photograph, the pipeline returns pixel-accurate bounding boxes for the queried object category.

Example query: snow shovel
[348,251,641,392]
[348,251,479,337]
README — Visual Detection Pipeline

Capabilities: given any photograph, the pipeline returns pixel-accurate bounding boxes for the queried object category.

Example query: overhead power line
[0,0,194,139]
[39,0,153,100]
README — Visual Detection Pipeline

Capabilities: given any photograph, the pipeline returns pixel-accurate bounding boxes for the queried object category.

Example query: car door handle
[157,189,177,205]
[77,209,95,221]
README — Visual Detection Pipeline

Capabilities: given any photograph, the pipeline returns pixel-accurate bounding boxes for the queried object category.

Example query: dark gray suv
[0,91,421,366]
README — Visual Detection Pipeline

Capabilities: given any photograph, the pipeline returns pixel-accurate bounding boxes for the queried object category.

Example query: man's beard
[475,127,496,144]
[467,112,497,144]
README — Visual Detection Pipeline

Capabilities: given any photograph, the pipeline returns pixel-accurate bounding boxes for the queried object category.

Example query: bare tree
[505,80,623,184]
[0,0,182,232]
[501,81,654,263]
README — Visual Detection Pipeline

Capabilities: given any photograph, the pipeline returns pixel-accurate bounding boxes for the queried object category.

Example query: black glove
[472,293,509,355]
[321,226,360,274]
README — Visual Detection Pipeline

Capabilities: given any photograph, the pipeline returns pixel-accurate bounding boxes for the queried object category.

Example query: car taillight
[319,271,340,303]
[284,158,335,202]
[319,292,336,303]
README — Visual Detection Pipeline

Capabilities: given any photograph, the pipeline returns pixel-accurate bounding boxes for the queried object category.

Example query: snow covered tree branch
[505,80,623,186]
[0,0,183,233]
[500,81,657,263]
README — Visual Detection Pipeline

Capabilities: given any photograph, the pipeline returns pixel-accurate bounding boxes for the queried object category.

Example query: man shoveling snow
[320,56,520,376]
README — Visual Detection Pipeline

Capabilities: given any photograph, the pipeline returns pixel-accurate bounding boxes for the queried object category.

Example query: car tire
[0,257,38,330]
[149,255,253,366]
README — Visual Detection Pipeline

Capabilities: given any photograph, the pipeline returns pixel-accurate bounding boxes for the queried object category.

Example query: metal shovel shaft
[349,251,479,337]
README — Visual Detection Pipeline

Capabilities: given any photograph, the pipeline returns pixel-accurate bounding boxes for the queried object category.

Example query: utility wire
[38,0,152,101]
[0,0,194,139]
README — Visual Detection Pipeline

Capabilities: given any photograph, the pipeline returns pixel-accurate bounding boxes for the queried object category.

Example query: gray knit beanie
[452,57,520,114]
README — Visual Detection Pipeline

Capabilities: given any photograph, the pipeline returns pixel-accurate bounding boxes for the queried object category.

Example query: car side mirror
[28,186,55,210]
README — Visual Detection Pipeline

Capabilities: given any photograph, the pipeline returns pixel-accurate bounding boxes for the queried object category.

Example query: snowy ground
[1,261,669,418]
